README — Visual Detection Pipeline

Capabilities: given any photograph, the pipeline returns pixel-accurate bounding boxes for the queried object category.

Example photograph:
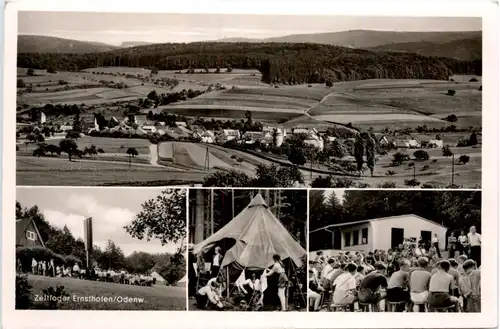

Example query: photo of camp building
[308,189,481,313]
[187,189,307,311]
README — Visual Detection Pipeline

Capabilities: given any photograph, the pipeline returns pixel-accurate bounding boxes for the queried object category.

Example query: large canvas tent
[150,271,165,283]
[193,194,306,271]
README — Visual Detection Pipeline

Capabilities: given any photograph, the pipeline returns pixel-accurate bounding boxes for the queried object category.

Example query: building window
[362,228,368,244]
[353,230,359,246]
[344,232,351,247]
[26,230,36,241]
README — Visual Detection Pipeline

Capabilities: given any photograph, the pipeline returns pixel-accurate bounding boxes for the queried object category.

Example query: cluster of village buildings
[27,111,445,151]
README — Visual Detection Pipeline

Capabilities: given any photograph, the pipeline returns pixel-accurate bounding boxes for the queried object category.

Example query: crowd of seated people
[308,243,481,312]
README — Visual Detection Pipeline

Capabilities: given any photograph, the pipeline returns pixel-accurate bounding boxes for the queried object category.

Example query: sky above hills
[16,187,181,256]
[18,11,481,46]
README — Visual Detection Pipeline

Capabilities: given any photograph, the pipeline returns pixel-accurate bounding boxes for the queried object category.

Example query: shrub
[442,146,453,157]
[377,181,397,188]
[413,150,430,161]
[33,148,46,157]
[408,162,415,167]
[404,179,421,187]
[16,274,33,309]
[357,182,371,188]
[203,169,252,187]
[445,114,458,122]
[469,77,478,82]
[330,177,356,188]
[385,170,396,176]
[97,148,105,154]
[392,152,409,166]
[447,89,456,96]
[458,155,470,164]
[421,165,430,171]
[17,79,26,88]
[311,175,333,188]
[478,85,482,91]
[432,159,438,163]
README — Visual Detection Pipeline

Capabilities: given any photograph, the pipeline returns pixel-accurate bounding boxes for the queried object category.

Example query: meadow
[16,156,206,186]
[25,275,186,310]
[307,78,482,131]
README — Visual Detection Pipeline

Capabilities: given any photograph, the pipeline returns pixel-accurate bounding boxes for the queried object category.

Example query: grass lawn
[16,156,206,186]
[24,275,186,310]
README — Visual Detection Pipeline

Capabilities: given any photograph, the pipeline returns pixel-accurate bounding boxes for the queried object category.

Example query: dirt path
[149,144,161,166]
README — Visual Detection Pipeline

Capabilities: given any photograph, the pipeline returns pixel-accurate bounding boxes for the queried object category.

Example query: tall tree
[125,189,186,245]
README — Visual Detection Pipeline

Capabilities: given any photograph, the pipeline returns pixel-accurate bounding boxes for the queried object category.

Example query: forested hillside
[17,42,481,84]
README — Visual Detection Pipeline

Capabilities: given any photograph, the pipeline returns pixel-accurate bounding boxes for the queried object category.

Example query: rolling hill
[216,30,482,60]
[262,30,481,48]
[18,35,118,53]
[366,37,482,61]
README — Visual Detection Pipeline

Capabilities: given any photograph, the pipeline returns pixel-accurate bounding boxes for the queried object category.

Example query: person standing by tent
[467,226,481,267]
[264,254,289,311]
[188,244,198,298]
[211,247,223,278]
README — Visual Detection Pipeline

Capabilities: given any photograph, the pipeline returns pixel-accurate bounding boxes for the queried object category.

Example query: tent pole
[210,189,214,235]
[231,189,235,218]
[226,267,230,298]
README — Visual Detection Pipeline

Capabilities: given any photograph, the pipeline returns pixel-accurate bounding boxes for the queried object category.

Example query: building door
[391,228,404,249]
[421,230,432,249]
[333,229,342,250]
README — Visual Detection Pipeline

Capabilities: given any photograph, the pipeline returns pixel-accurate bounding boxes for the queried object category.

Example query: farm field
[307,78,482,131]
[159,84,331,122]
[20,136,152,155]
[24,275,186,310]
[16,156,206,186]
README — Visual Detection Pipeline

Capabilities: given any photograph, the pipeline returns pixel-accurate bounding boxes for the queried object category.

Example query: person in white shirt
[332,263,358,306]
[321,259,335,281]
[197,277,223,309]
[211,247,223,278]
[467,226,481,267]
[73,263,80,277]
[41,260,46,276]
[458,230,468,256]
[31,258,38,275]
[432,234,441,258]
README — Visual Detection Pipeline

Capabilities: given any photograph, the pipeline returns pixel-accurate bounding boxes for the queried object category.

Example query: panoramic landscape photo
[16,13,482,188]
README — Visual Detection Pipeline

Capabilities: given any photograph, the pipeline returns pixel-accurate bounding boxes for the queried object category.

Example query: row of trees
[309,190,481,250]
[17,42,481,85]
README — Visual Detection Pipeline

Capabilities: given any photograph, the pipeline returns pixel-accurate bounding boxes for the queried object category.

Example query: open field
[19,136,152,156]
[158,84,331,121]
[307,78,482,131]
[24,275,186,310]
[16,156,206,186]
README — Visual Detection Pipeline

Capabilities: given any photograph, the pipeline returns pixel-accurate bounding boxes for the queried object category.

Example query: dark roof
[309,214,447,233]
[16,218,45,247]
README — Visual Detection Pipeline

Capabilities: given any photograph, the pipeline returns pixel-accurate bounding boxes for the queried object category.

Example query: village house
[309,214,447,254]
[379,135,390,147]
[200,131,216,144]
[428,139,444,148]
[217,129,241,143]
[16,218,45,248]
[175,121,187,127]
